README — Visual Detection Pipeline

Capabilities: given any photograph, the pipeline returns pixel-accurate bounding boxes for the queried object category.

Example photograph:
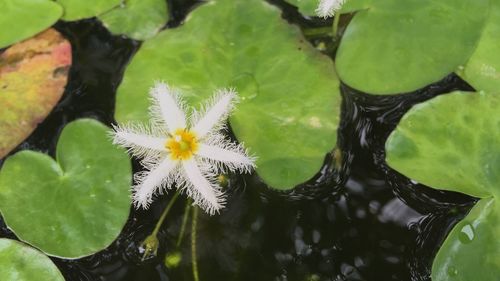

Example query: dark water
[0,1,478,281]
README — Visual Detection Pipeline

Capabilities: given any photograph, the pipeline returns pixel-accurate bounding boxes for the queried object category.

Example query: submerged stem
[176,199,192,248]
[302,26,332,38]
[191,206,200,281]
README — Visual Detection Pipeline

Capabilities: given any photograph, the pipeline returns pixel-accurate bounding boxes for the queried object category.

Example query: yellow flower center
[165,129,198,160]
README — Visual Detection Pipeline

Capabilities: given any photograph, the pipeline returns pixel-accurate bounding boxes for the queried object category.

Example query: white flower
[112,82,255,215]
[316,0,346,18]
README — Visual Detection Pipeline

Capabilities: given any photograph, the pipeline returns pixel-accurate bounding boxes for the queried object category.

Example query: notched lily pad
[336,0,489,95]
[0,0,62,48]
[385,91,500,280]
[99,0,168,41]
[56,0,121,21]
[0,28,71,159]
[0,119,132,258]
[115,0,341,190]
[0,239,64,281]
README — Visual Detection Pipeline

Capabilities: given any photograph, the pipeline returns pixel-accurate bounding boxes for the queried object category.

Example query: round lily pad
[99,0,168,41]
[0,0,62,48]
[460,0,500,93]
[385,91,500,280]
[336,0,489,94]
[56,0,121,21]
[0,119,132,258]
[0,239,64,281]
[0,28,71,159]
[115,0,341,190]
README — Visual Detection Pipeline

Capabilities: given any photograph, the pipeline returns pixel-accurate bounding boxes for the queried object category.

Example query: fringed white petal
[133,158,178,209]
[111,123,166,159]
[149,82,187,134]
[181,159,225,215]
[191,88,237,138]
[197,143,255,173]
[316,0,345,18]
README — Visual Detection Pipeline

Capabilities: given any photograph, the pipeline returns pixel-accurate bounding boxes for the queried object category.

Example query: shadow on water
[0,0,479,280]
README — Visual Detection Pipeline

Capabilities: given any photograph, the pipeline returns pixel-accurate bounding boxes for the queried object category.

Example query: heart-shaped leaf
[385,91,500,280]
[0,28,71,159]
[114,0,341,190]
[336,0,489,95]
[56,0,121,21]
[0,0,62,48]
[0,239,64,281]
[0,119,132,258]
[460,0,500,93]
[98,0,168,41]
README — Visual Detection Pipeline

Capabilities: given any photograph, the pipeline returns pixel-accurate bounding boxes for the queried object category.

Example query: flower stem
[152,191,180,236]
[332,12,341,38]
[176,199,192,248]
[141,192,180,261]
[191,206,200,281]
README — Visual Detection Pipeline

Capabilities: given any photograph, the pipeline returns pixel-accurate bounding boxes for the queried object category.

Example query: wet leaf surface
[0,119,132,258]
[0,28,71,159]
[431,198,500,281]
[115,0,341,190]
[386,91,500,281]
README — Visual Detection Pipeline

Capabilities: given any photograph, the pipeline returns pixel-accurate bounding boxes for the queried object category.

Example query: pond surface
[0,1,477,280]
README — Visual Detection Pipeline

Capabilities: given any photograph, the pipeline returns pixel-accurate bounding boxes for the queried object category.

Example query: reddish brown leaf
[0,28,72,158]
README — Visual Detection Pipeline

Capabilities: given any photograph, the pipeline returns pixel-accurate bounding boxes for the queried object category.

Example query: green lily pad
[0,28,72,159]
[115,0,341,190]
[0,119,132,258]
[0,0,62,48]
[99,0,168,40]
[460,0,500,93]
[0,239,64,281]
[336,0,489,95]
[385,91,500,280]
[432,198,500,281]
[56,0,121,21]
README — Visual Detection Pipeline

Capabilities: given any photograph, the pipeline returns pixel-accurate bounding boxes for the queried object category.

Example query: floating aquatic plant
[112,82,255,215]
[0,119,131,258]
[114,0,341,190]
